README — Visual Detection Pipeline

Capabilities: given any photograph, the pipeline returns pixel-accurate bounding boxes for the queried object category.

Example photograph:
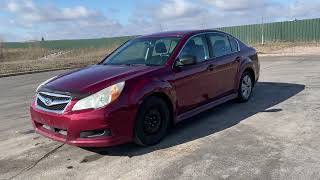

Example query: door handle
[207,64,215,71]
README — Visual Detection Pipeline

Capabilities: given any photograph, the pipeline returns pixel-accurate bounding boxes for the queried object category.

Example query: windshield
[102,37,181,66]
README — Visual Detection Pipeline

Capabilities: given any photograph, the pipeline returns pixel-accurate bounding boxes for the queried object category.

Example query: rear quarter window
[229,37,239,52]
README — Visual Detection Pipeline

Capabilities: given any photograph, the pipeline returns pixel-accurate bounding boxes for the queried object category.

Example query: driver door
[173,35,212,114]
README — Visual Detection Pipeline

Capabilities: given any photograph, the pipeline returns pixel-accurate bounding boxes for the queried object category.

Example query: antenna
[159,24,164,32]
[261,16,265,45]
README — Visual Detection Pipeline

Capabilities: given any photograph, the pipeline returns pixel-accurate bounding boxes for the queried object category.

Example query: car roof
[138,29,225,38]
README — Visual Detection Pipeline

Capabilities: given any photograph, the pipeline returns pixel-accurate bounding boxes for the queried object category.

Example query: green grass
[4,36,135,49]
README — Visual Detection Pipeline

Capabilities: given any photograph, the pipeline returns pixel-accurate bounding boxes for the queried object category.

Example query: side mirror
[175,55,197,66]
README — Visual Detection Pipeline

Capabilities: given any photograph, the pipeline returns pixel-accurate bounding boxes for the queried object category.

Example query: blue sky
[0,0,319,41]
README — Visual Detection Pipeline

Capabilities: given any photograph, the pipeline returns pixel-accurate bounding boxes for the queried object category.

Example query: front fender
[127,78,176,112]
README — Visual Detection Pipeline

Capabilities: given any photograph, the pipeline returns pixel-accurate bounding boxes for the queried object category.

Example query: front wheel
[237,71,253,102]
[133,96,170,146]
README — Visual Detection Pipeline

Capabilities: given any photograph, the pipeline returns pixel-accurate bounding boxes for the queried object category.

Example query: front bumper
[30,100,136,147]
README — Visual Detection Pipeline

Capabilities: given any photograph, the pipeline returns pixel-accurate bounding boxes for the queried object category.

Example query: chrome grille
[36,92,71,114]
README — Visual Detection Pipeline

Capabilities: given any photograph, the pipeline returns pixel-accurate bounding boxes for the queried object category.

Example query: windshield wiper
[103,63,158,66]
[102,63,133,66]
[124,63,139,66]
[145,64,160,66]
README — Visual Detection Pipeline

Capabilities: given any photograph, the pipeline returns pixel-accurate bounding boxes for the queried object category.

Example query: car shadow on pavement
[83,82,305,157]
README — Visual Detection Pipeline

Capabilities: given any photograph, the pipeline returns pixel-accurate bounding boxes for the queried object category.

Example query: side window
[179,36,209,62]
[229,36,239,52]
[208,34,232,57]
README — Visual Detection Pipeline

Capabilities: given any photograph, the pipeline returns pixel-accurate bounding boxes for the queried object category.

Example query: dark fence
[216,18,320,44]
[4,18,320,49]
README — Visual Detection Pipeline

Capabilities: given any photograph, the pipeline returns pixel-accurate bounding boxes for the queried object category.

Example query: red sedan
[30,30,260,147]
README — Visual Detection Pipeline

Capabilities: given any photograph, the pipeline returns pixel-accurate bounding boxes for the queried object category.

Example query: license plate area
[42,124,67,136]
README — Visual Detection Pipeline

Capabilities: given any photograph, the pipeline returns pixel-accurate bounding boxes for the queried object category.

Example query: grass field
[1,36,134,76]
[4,36,134,49]
[0,41,319,76]
[0,47,115,75]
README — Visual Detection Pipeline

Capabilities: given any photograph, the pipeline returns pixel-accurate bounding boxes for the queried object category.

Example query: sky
[0,0,320,42]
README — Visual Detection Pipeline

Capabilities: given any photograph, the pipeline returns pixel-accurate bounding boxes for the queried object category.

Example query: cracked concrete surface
[0,55,319,180]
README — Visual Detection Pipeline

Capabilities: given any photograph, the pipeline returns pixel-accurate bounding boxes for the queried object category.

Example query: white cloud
[60,6,101,20]
[155,0,205,19]
[1,0,320,41]
[0,0,121,40]
[203,0,268,11]
[280,0,320,19]
[3,0,101,23]
[128,0,210,31]
[7,1,20,11]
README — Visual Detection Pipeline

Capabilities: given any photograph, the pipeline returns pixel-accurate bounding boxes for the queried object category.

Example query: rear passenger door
[206,33,240,99]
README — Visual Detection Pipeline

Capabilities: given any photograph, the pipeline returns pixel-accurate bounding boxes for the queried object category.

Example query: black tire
[133,96,170,146]
[237,71,254,102]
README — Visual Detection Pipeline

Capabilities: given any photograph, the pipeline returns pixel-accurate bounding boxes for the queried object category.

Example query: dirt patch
[253,42,320,56]
[80,154,103,163]
[20,130,35,135]
[0,47,115,76]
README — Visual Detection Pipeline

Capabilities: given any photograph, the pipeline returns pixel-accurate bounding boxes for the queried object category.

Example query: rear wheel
[134,96,170,146]
[237,71,253,102]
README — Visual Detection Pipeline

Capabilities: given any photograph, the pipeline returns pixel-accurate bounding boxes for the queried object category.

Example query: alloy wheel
[241,75,252,100]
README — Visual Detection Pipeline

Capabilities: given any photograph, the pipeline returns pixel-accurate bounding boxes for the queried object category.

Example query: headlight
[72,81,125,111]
[36,76,57,92]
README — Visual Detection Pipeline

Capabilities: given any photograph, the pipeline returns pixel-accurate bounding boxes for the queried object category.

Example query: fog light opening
[80,129,112,138]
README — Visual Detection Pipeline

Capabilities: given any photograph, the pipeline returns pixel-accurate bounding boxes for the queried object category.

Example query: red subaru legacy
[30,30,260,147]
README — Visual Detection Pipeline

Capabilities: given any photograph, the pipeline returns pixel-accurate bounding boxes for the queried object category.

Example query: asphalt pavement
[0,55,319,180]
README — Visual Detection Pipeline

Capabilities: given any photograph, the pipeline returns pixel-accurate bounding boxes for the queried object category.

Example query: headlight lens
[36,76,57,92]
[72,81,125,111]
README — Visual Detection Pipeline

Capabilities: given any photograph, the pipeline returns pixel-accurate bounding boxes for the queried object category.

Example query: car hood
[45,64,160,94]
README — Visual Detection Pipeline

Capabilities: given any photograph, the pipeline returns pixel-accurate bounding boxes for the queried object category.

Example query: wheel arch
[237,62,256,89]
[243,67,255,85]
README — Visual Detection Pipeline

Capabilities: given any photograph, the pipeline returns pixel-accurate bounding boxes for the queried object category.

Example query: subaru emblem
[44,98,53,106]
